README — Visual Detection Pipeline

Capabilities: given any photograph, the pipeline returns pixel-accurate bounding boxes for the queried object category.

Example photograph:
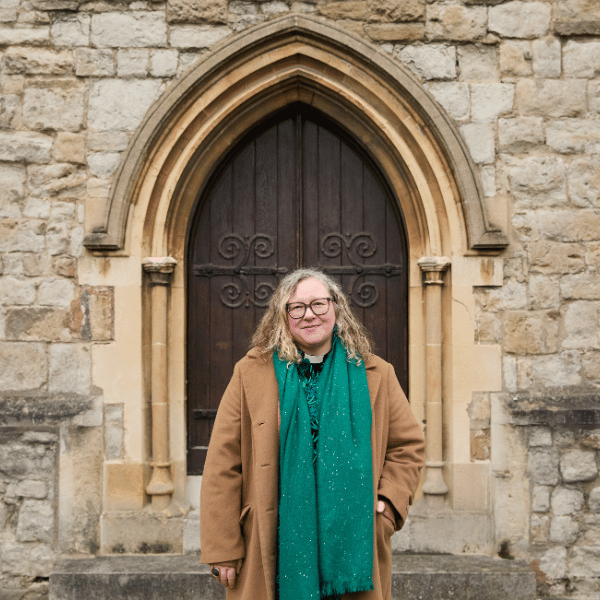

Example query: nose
[303,305,318,319]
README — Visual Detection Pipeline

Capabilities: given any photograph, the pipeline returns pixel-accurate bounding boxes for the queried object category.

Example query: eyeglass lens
[287,298,330,319]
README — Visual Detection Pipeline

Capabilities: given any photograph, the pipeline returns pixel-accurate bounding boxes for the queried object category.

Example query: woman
[200,268,425,600]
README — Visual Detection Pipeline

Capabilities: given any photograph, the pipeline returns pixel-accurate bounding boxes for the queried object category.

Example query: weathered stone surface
[532,485,550,512]
[0,26,49,46]
[91,12,167,48]
[489,2,551,39]
[0,94,20,129]
[87,131,130,153]
[15,479,47,499]
[38,278,75,307]
[82,286,113,341]
[3,48,74,75]
[0,131,52,163]
[547,119,600,154]
[150,49,178,78]
[5,307,71,341]
[88,79,163,132]
[561,449,598,482]
[476,311,501,343]
[75,48,114,77]
[528,274,560,310]
[370,0,425,22]
[428,82,470,121]
[518,351,582,389]
[396,44,456,79]
[530,513,549,543]
[457,45,499,82]
[0,221,45,253]
[28,163,85,198]
[53,132,85,164]
[167,0,228,24]
[117,49,148,78]
[538,210,600,242]
[87,152,121,179]
[570,546,600,578]
[23,81,85,132]
[16,499,54,542]
[532,37,561,78]
[508,156,567,207]
[0,163,25,216]
[426,3,486,41]
[562,273,600,300]
[471,83,514,122]
[590,487,600,511]
[567,157,600,208]
[498,117,544,153]
[503,310,559,354]
[556,0,600,21]
[104,404,123,460]
[475,280,527,311]
[318,1,369,20]
[563,301,600,349]
[539,546,567,580]
[563,41,600,78]
[460,122,494,164]
[46,223,70,256]
[51,15,90,47]
[0,342,47,391]
[499,40,532,77]
[0,276,36,305]
[529,426,552,447]
[170,24,231,48]
[549,515,579,544]
[551,487,584,515]
[0,0,18,23]
[49,343,90,394]
[516,79,586,118]
[528,448,559,485]
[583,352,600,383]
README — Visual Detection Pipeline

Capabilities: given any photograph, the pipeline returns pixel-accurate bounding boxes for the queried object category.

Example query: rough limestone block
[170,24,232,48]
[547,119,600,154]
[82,286,114,341]
[0,163,25,209]
[499,40,532,77]
[529,426,552,447]
[0,0,19,23]
[0,276,36,305]
[0,94,21,129]
[489,1,551,39]
[16,499,54,542]
[87,131,130,153]
[530,514,549,543]
[426,3,487,42]
[15,479,47,499]
[28,163,86,198]
[88,79,163,132]
[528,448,560,485]
[563,301,600,349]
[551,487,584,516]
[538,211,600,243]
[503,310,559,354]
[0,131,52,163]
[0,26,49,45]
[549,515,579,544]
[589,487,600,511]
[167,0,228,24]
[569,546,600,578]
[567,157,600,208]
[51,14,90,46]
[49,343,91,394]
[75,48,114,77]
[23,81,85,132]
[562,272,600,300]
[396,44,456,79]
[428,82,470,121]
[150,49,178,77]
[539,546,567,580]
[317,1,369,20]
[498,117,544,153]
[53,132,85,164]
[38,278,75,307]
[560,449,598,482]
[117,49,149,78]
[91,12,167,48]
[528,241,583,275]
[5,306,71,342]
[518,352,582,389]
[104,404,123,460]
[460,122,494,164]
[589,81,600,112]
[3,48,74,75]
[508,156,567,207]
[0,342,47,391]
[528,274,560,310]
[532,485,550,512]
[87,152,121,179]
[563,40,600,78]
[475,280,527,312]
[369,0,425,22]
[532,37,561,78]
[457,45,499,82]
[470,83,514,122]
[516,79,586,118]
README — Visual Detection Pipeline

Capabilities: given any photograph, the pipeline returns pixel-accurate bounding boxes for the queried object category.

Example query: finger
[376,500,385,513]
[227,567,236,588]
[219,568,228,587]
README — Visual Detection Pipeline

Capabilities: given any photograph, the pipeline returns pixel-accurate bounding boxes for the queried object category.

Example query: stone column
[142,257,177,511]
[417,256,451,509]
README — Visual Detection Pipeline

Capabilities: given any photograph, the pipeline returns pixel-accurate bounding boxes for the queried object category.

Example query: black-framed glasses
[286,297,332,319]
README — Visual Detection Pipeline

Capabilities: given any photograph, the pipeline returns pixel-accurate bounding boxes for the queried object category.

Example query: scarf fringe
[320,577,375,598]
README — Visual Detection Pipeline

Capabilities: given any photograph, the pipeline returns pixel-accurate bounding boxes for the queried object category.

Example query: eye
[289,303,304,311]
[312,300,326,309]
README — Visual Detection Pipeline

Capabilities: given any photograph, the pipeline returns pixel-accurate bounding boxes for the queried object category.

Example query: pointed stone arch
[83,13,507,257]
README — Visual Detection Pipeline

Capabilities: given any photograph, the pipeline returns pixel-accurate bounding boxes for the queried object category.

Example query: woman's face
[287,277,336,356]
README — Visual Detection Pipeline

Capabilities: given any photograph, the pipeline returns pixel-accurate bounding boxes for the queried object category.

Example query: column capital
[417,256,451,273]
[142,257,177,285]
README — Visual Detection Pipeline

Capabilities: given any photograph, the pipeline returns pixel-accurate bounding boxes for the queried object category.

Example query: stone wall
[0,0,600,597]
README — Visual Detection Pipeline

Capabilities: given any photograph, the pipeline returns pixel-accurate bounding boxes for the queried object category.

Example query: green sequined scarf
[274,334,374,600]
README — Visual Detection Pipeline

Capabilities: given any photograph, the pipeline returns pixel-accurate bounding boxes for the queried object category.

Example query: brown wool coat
[200,348,425,600]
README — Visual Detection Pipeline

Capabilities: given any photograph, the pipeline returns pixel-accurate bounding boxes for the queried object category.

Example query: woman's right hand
[210,559,243,589]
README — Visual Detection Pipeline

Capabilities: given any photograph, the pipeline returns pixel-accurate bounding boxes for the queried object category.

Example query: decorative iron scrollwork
[193,233,287,308]
[319,232,403,308]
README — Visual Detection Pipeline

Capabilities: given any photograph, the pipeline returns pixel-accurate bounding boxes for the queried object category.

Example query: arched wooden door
[186,105,409,474]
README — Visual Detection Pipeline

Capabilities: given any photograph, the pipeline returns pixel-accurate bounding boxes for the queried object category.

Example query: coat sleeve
[200,362,246,564]
[377,363,425,530]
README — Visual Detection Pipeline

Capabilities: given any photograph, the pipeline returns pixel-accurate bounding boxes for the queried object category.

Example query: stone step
[49,554,537,600]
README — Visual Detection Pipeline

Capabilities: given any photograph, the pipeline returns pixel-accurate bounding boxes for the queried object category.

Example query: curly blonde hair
[251,267,372,364]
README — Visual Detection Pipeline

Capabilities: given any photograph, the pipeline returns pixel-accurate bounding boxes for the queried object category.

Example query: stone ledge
[0,395,97,426]
[554,20,600,36]
[49,554,536,600]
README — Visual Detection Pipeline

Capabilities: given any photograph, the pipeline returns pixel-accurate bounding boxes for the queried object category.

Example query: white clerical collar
[304,353,325,364]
